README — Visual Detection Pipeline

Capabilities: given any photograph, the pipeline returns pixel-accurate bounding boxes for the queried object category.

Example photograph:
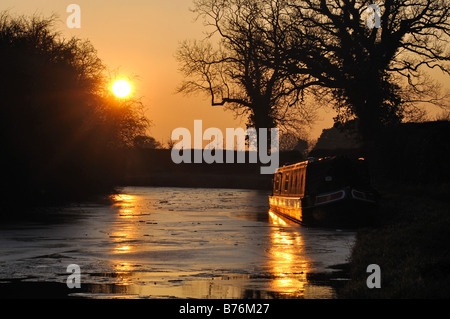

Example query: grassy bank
[338,178,450,298]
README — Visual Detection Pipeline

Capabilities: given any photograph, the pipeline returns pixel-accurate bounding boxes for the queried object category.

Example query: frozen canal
[0,187,355,299]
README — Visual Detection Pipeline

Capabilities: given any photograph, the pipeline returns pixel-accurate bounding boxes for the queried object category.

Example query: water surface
[0,187,355,299]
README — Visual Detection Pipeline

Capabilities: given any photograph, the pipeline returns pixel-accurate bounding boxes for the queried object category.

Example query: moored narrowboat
[269,156,378,227]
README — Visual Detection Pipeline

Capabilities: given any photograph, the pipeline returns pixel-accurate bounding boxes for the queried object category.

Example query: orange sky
[0,0,336,146]
[2,1,447,146]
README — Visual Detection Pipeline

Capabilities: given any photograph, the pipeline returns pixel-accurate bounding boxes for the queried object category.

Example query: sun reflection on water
[116,246,131,253]
[109,193,139,255]
[94,192,340,299]
[111,194,134,202]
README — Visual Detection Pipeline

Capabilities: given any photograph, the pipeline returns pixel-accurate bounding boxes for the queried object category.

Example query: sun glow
[112,79,132,98]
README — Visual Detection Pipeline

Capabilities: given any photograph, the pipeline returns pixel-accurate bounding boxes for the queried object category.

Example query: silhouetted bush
[0,13,149,209]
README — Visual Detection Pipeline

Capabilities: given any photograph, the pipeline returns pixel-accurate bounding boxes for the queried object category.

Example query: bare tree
[283,0,450,142]
[176,0,317,140]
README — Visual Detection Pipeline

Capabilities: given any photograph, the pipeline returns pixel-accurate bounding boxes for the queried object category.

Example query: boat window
[299,171,304,193]
[284,173,289,192]
[274,175,280,194]
[288,172,292,194]
[292,172,297,194]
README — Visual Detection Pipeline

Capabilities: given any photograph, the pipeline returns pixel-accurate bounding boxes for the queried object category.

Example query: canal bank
[337,178,450,298]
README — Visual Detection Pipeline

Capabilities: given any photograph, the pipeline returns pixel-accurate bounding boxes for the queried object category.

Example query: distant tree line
[0,13,151,207]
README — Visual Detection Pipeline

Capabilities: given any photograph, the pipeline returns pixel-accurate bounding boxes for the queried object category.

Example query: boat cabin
[272,157,372,198]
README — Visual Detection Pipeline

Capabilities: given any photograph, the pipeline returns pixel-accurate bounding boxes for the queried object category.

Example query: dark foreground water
[0,187,355,299]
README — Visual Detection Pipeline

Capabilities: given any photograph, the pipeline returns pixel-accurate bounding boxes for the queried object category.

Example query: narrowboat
[269,156,378,227]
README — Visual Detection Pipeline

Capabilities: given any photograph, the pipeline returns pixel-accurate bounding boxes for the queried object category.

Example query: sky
[2,1,447,147]
[0,0,338,146]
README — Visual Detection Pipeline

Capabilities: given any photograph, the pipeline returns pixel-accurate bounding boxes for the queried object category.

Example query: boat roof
[274,157,335,173]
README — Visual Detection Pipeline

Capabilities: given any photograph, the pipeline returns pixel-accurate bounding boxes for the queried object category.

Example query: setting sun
[112,79,132,98]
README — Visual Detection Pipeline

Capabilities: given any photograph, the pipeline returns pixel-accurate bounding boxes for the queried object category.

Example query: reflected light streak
[267,210,309,297]
[109,193,140,256]
[116,246,131,253]
[111,194,134,202]
[268,211,287,226]
[119,209,134,218]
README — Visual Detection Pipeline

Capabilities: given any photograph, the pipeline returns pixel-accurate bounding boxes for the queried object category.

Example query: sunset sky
[0,0,338,145]
[1,1,447,146]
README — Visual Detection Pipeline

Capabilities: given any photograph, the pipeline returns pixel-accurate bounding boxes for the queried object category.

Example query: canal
[0,187,355,299]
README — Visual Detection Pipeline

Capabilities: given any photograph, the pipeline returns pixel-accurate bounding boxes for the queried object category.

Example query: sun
[112,79,132,98]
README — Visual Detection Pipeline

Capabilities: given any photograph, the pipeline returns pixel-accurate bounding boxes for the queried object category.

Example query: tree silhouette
[283,0,450,143]
[176,0,317,141]
[0,13,150,206]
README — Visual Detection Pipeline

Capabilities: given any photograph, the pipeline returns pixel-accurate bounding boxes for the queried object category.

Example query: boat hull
[269,189,377,228]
